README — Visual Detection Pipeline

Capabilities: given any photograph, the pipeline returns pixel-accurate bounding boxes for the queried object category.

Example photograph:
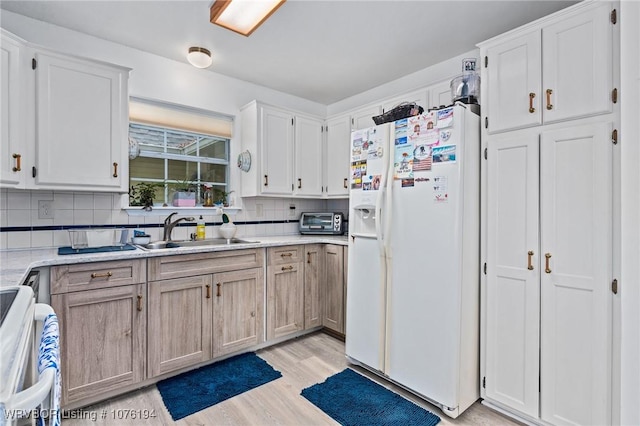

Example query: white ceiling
[0,0,578,105]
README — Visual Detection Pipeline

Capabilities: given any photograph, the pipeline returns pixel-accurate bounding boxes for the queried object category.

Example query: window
[128,98,233,207]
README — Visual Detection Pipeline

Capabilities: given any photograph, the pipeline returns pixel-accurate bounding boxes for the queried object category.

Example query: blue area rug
[301,368,440,426]
[156,352,282,420]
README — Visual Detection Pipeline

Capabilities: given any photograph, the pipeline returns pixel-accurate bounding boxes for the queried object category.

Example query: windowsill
[123,206,242,216]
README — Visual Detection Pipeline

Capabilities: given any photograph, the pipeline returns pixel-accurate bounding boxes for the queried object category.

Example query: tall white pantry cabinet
[478,2,619,425]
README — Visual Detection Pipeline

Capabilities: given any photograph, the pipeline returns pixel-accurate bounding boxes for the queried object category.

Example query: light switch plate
[38,200,54,219]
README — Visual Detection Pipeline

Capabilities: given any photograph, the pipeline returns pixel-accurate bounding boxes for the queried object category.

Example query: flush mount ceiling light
[187,47,212,68]
[210,0,286,37]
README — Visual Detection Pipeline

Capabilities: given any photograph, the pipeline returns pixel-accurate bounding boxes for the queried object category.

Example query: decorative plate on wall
[129,137,140,160]
[237,150,251,172]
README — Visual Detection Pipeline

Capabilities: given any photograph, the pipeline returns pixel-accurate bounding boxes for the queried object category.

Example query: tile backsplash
[0,189,349,250]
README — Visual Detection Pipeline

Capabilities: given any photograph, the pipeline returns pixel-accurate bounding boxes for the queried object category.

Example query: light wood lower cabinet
[51,266,146,406]
[213,267,264,358]
[147,275,213,377]
[323,244,345,334]
[304,244,324,329]
[267,246,304,340]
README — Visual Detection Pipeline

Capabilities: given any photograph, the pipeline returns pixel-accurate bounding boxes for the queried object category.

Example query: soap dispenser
[196,215,206,240]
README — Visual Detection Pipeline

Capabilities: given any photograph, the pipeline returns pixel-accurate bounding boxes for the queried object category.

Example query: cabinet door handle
[281,266,294,271]
[12,153,21,172]
[546,89,553,110]
[528,93,536,113]
[545,253,552,273]
[251,311,255,317]
[206,284,211,298]
[280,252,293,258]
[216,282,221,297]
[137,295,143,311]
[343,178,348,189]
[307,252,311,264]
[113,162,118,178]
[298,178,302,189]
[527,250,534,270]
[90,271,112,279]
[264,175,269,186]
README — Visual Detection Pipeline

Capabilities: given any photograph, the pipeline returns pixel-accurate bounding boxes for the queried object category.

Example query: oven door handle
[9,304,56,413]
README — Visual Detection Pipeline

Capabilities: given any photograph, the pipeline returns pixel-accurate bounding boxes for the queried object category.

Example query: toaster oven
[299,212,345,235]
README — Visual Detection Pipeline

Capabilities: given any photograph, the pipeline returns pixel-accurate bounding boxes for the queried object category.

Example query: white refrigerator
[345,103,480,419]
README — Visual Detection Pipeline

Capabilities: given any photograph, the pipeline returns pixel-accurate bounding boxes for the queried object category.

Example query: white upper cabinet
[480,1,615,134]
[33,50,129,191]
[350,105,381,131]
[240,101,324,198]
[0,31,26,188]
[381,89,428,115]
[325,114,351,197]
[427,79,453,110]
[261,105,295,195]
[0,30,130,192]
[294,115,324,197]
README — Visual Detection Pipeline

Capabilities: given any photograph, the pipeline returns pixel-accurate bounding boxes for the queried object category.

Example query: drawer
[148,248,264,281]
[267,245,303,266]
[51,259,146,294]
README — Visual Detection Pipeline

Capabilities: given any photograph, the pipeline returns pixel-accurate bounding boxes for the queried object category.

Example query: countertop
[0,235,349,288]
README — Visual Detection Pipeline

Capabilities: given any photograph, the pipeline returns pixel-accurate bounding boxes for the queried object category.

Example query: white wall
[620,1,640,424]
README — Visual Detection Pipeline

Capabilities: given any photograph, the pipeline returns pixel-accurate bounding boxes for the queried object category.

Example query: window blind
[129,97,233,139]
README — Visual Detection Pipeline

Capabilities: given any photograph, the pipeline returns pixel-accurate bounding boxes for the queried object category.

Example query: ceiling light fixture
[187,47,212,68]
[210,0,286,37]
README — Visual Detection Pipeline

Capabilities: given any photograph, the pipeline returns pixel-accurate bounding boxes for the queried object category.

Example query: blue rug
[156,352,282,420]
[301,368,440,426]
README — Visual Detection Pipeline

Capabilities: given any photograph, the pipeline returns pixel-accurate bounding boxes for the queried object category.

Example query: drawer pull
[217,282,222,297]
[281,266,294,271]
[264,175,269,186]
[90,271,113,279]
[137,295,143,311]
[527,250,534,270]
[280,252,293,258]
[206,284,211,299]
[12,153,21,172]
[546,89,553,110]
[113,162,118,178]
[307,252,311,264]
[343,178,348,189]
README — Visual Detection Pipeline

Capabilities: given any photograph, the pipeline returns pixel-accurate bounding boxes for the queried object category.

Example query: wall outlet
[256,203,263,218]
[289,203,297,217]
[38,200,54,219]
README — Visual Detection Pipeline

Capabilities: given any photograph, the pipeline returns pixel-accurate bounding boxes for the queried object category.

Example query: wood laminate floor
[62,332,522,425]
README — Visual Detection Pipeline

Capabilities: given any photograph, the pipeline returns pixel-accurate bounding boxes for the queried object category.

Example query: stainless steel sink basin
[140,238,257,250]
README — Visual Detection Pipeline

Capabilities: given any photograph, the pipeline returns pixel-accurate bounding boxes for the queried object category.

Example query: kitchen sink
[139,238,257,250]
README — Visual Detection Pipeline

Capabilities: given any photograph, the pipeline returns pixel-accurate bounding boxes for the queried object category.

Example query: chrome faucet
[163,212,195,241]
